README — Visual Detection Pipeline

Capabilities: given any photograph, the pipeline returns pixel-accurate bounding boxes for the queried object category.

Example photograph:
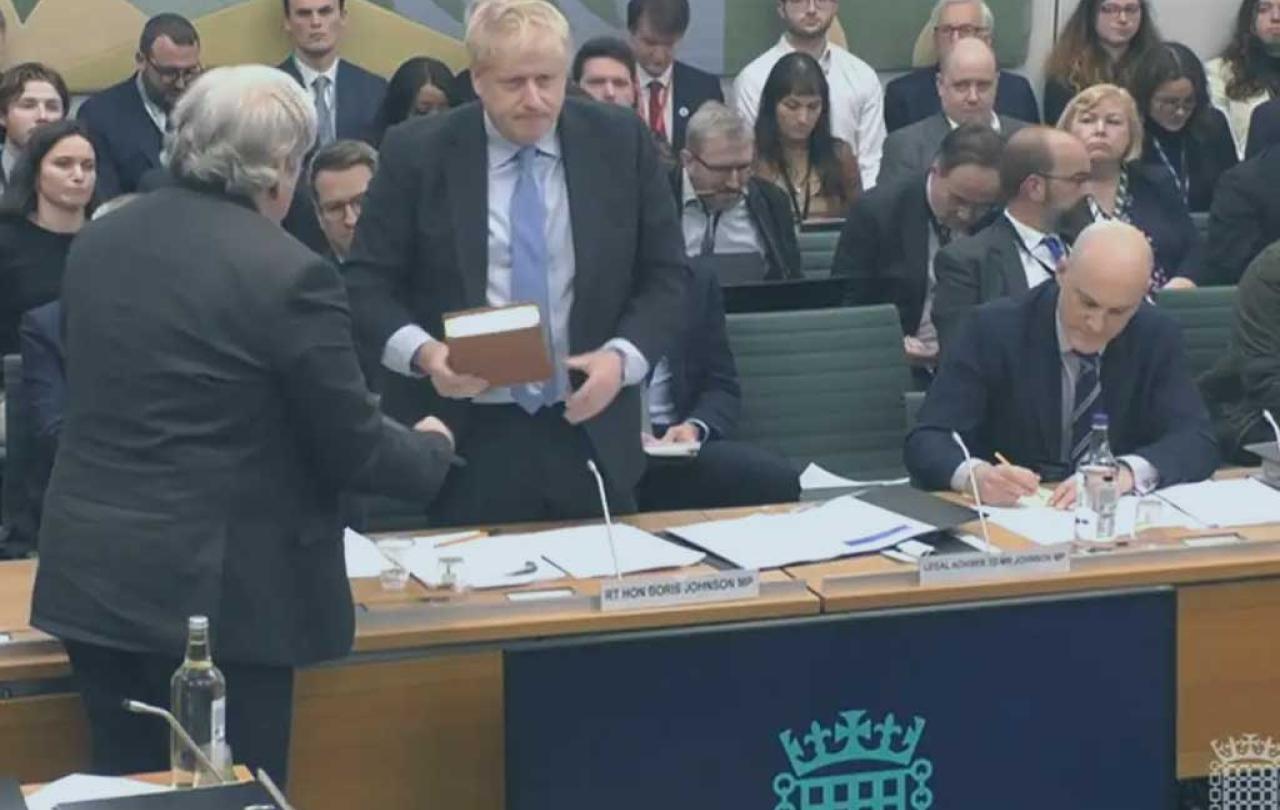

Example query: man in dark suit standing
[906,221,1217,507]
[77,14,201,200]
[31,65,457,785]
[883,0,1039,133]
[932,126,1092,347]
[672,102,801,281]
[1205,145,1280,286]
[832,124,1004,377]
[627,0,724,152]
[879,39,1027,186]
[345,1,685,527]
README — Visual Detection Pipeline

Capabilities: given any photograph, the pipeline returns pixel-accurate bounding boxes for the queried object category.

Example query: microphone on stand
[121,699,227,786]
[951,431,995,552]
[586,459,624,580]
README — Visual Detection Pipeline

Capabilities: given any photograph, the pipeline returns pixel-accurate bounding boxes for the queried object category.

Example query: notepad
[26,774,169,810]
[1157,478,1280,527]
[798,463,910,491]
[980,497,1197,546]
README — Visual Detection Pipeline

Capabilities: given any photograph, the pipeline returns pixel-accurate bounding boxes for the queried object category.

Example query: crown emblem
[779,710,925,777]
[1211,734,1280,766]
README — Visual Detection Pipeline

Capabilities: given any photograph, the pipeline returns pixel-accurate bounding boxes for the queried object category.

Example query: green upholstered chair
[726,305,911,479]
[1153,286,1238,380]
[797,228,841,279]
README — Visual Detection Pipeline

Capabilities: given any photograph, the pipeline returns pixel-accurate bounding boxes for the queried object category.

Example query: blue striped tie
[509,146,557,413]
[1070,352,1102,464]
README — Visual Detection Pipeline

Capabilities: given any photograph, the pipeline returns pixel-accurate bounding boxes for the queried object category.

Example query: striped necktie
[1070,352,1102,464]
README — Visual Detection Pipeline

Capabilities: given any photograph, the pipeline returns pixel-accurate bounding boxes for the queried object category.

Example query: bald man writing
[905,221,1218,507]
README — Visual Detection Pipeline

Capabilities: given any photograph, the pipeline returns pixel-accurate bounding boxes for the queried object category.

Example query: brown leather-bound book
[442,303,553,387]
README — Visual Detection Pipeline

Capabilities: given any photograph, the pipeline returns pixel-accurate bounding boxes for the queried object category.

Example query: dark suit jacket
[77,76,163,200]
[666,262,740,438]
[879,112,1027,187]
[1043,77,1075,127]
[31,184,454,666]
[18,300,63,446]
[831,172,935,334]
[883,66,1040,133]
[669,61,725,151]
[1125,163,1205,282]
[905,282,1218,488]
[345,98,686,493]
[932,214,1033,348]
[1139,112,1237,214]
[669,169,802,281]
[1245,97,1280,159]
[1206,146,1280,285]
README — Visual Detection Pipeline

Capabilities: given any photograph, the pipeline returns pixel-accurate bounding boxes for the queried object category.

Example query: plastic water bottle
[1075,413,1120,543]
[170,615,227,788]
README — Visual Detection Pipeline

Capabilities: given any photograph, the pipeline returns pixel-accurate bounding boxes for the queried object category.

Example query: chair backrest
[1152,286,1238,380]
[903,391,926,431]
[797,229,840,279]
[726,305,911,480]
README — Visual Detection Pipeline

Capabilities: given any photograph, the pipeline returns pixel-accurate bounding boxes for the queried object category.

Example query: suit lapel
[1030,284,1065,464]
[445,108,490,308]
[903,181,931,294]
[559,105,603,342]
[993,217,1030,294]
[671,62,690,147]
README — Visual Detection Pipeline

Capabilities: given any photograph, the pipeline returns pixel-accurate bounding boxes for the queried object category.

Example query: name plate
[919,549,1071,585]
[600,570,760,613]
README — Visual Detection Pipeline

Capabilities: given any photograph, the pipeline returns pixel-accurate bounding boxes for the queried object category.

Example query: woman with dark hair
[752,52,860,224]
[0,118,95,355]
[1132,42,1238,212]
[372,57,457,145]
[1043,0,1163,125]
[1208,0,1280,158]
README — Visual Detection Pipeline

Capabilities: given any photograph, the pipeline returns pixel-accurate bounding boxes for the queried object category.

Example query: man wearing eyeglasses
[78,14,202,200]
[883,0,1040,134]
[310,139,376,264]
[932,126,1092,349]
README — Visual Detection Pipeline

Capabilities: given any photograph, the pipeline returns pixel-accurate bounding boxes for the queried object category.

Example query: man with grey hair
[31,64,457,784]
[883,0,1039,133]
[309,137,377,262]
[675,101,800,280]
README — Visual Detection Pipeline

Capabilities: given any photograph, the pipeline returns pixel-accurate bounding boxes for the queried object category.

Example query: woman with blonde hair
[1057,83,1201,290]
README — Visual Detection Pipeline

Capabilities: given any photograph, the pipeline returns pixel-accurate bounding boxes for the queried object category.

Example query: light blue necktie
[509,146,557,413]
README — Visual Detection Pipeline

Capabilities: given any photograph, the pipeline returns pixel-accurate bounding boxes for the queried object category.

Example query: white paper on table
[26,774,170,810]
[644,441,702,458]
[400,534,563,590]
[668,495,934,569]
[1157,478,1280,527]
[799,463,910,491]
[980,496,1198,546]
[533,524,705,578]
[343,528,390,579]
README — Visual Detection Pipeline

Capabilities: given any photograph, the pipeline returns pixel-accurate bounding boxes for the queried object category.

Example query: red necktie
[647,80,668,142]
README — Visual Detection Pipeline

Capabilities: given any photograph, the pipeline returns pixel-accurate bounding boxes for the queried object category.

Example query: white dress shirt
[1004,212,1057,291]
[733,37,886,190]
[135,72,166,134]
[381,115,648,402]
[293,56,339,137]
[638,63,675,142]
[679,170,763,257]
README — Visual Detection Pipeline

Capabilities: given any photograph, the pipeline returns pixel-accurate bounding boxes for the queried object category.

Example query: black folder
[56,782,278,809]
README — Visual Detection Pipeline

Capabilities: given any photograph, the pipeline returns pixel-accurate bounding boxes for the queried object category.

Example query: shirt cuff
[603,338,650,387]
[687,419,711,441]
[382,324,434,378]
[950,458,987,495]
[1118,455,1160,495]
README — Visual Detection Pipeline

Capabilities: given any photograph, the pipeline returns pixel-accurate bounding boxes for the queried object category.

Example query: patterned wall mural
[1,0,1035,93]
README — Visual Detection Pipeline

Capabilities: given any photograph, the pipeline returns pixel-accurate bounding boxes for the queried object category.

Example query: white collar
[135,72,167,133]
[1004,210,1048,249]
[944,110,1001,131]
[638,63,674,88]
[776,35,833,70]
[293,55,340,90]
[484,112,561,166]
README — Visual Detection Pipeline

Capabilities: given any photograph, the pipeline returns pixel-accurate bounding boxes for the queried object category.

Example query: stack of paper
[26,774,169,810]
[1157,478,1280,527]
[798,463,909,491]
[668,496,934,569]
[343,528,391,579]
[980,496,1198,547]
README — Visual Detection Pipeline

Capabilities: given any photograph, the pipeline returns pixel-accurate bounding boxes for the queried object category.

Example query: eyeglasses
[1037,171,1093,186]
[692,153,754,179]
[318,193,365,222]
[935,24,990,38]
[784,0,837,8]
[146,56,203,84]
[1098,3,1142,19]
[1153,96,1196,114]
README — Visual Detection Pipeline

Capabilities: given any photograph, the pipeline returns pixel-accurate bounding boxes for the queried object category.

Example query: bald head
[1057,221,1154,354]
[1000,126,1091,231]
[937,38,998,126]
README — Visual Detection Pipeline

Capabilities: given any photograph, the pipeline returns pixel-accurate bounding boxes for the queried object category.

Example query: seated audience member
[0,64,69,194]
[932,127,1092,347]
[905,221,1218,506]
[573,36,639,108]
[879,38,1027,187]
[1057,84,1202,290]
[0,120,96,357]
[637,261,800,510]
[831,124,1005,377]
[1246,96,1280,157]
[884,0,1039,133]
[1205,145,1280,285]
[1132,42,1238,213]
[677,103,801,281]
[627,0,724,152]
[1042,0,1160,126]
[310,139,376,263]
[1207,0,1280,159]
[734,0,885,190]
[372,57,456,145]
[78,14,200,200]
[752,53,860,223]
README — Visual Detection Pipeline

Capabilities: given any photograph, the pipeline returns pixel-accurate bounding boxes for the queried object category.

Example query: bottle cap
[188,615,209,632]
[1091,413,1109,428]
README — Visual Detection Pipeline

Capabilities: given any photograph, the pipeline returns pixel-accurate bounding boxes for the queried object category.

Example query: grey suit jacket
[878,113,1028,187]
[931,215,1032,349]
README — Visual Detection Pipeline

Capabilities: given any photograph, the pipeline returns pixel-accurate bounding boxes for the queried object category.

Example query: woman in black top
[1132,42,1238,213]
[1043,0,1162,125]
[0,119,96,355]
[371,57,457,146]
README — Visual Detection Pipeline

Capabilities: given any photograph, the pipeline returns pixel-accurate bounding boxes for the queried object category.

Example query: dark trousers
[637,438,800,511]
[63,639,294,788]
[431,403,637,527]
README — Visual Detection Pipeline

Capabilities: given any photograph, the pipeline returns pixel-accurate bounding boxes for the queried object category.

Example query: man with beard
[78,14,202,200]
[932,126,1092,348]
